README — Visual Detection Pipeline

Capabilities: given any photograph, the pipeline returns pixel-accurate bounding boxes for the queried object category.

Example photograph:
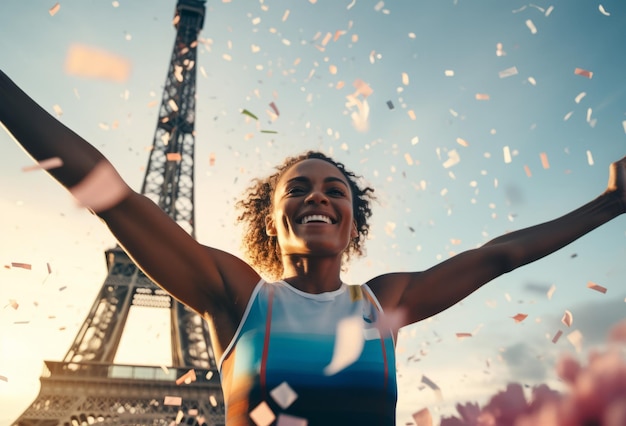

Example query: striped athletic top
[218,279,397,426]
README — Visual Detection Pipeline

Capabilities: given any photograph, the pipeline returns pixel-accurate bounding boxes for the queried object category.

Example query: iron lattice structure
[13,1,225,425]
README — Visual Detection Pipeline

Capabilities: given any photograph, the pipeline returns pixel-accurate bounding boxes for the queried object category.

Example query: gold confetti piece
[598,4,610,16]
[512,313,528,323]
[475,93,490,101]
[574,68,593,79]
[175,410,184,424]
[456,137,469,147]
[249,401,275,426]
[164,395,182,406]
[404,153,414,166]
[64,44,131,83]
[503,146,512,164]
[525,19,537,34]
[241,109,258,120]
[167,153,182,162]
[281,9,290,21]
[442,150,460,168]
[22,157,63,172]
[49,2,60,16]
[444,69,454,77]
[324,316,364,375]
[547,284,556,299]
[175,369,196,385]
[456,332,472,339]
[407,110,416,120]
[552,330,563,343]
[587,281,607,294]
[206,371,213,380]
[270,382,298,409]
[561,310,573,327]
[567,329,583,353]
[401,72,409,85]
[52,104,63,117]
[413,408,433,426]
[499,66,518,78]
[209,395,217,407]
[11,262,32,270]
[540,152,550,169]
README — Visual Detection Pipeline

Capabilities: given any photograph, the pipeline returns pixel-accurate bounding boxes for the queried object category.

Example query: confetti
[525,19,537,34]
[269,102,280,117]
[512,313,528,323]
[574,92,586,104]
[64,44,132,83]
[11,262,32,270]
[241,109,258,120]
[442,150,460,169]
[324,315,364,375]
[69,161,130,212]
[567,329,583,353]
[209,395,217,407]
[547,284,556,300]
[503,146,512,164]
[167,153,182,162]
[574,68,593,79]
[164,395,182,406]
[561,310,573,327]
[22,157,63,172]
[456,137,469,147]
[49,2,60,16]
[499,67,518,78]
[270,382,298,409]
[540,152,550,169]
[402,72,409,85]
[407,110,416,121]
[586,150,594,166]
[352,79,373,97]
[412,408,433,426]
[444,69,454,77]
[456,332,472,339]
[175,369,196,385]
[475,93,490,101]
[552,330,563,343]
[587,281,607,294]
[249,401,275,426]
[598,4,610,16]
[276,414,307,426]
[421,375,442,401]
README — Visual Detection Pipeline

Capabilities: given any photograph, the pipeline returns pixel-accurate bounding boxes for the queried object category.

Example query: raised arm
[369,156,626,327]
[0,70,259,323]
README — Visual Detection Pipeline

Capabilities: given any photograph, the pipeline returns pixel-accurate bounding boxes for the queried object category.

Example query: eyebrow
[286,176,349,188]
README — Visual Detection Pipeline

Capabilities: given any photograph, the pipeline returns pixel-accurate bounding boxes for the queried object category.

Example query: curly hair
[235,151,375,280]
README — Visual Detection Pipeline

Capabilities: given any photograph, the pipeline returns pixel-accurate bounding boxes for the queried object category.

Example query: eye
[285,186,306,196]
[327,187,346,197]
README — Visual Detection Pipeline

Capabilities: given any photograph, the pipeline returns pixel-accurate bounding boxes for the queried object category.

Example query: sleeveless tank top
[218,280,397,426]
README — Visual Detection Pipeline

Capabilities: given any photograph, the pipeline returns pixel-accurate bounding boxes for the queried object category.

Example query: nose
[305,189,329,205]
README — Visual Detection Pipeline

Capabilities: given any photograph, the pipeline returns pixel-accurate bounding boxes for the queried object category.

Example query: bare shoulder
[364,271,420,311]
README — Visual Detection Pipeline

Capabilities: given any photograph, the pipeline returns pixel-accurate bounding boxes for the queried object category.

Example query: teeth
[301,214,332,224]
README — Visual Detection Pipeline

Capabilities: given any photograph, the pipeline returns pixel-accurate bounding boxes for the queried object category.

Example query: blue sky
[1,0,625,424]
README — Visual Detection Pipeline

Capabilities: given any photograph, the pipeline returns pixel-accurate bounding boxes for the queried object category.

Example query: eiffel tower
[13,1,225,425]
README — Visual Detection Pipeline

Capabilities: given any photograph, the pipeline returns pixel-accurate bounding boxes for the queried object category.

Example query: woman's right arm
[0,70,260,319]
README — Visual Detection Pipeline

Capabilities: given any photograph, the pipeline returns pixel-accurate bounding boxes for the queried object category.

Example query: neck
[281,255,343,294]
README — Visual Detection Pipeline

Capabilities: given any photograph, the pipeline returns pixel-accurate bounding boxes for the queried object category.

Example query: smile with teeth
[300,214,333,224]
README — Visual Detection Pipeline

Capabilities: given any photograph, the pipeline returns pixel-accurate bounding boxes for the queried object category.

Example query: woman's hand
[606,155,626,213]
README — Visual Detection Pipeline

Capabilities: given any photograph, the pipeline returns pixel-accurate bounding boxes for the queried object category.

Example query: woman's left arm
[368,156,626,327]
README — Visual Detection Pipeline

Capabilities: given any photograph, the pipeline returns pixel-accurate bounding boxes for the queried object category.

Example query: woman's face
[266,158,357,259]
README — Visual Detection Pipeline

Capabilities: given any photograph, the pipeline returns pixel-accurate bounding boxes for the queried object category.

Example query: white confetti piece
[442,149,460,168]
[547,284,556,300]
[444,69,454,77]
[586,150,594,166]
[561,310,573,327]
[545,5,554,16]
[22,157,63,172]
[525,19,537,34]
[527,76,536,85]
[175,410,184,424]
[324,315,364,375]
[499,66,518,78]
[401,72,409,85]
[622,120,626,134]
[503,146,512,164]
[567,329,583,353]
[598,4,610,16]
[563,111,573,121]
[209,395,217,407]
[270,382,298,409]
[574,92,586,104]
[250,401,275,426]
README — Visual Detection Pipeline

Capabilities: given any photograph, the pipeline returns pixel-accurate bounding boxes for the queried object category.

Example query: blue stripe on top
[219,280,397,426]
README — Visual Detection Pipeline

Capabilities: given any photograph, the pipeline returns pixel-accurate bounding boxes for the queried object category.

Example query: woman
[1,69,625,425]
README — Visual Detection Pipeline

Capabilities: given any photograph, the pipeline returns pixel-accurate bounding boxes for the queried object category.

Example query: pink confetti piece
[512,313,528,323]
[276,414,307,426]
[587,281,607,294]
[352,78,373,97]
[22,157,63,172]
[540,152,550,169]
[407,110,416,120]
[69,161,131,213]
[7,299,19,310]
[567,329,583,353]
[11,262,32,270]
[524,165,532,177]
[270,382,298,409]
[456,332,472,339]
[574,68,593,79]
[552,330,563,343]
[163,395,182,406]
[49,2,60,16]
[413,408,433,426]
[269,102,280,116]
[249,401,275,426]
[46,263,52,274]
[64,44,132,83]
[475,93,490,101]
[167,152,182,162]
[561,310,573,327]
[175,369,196,385]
